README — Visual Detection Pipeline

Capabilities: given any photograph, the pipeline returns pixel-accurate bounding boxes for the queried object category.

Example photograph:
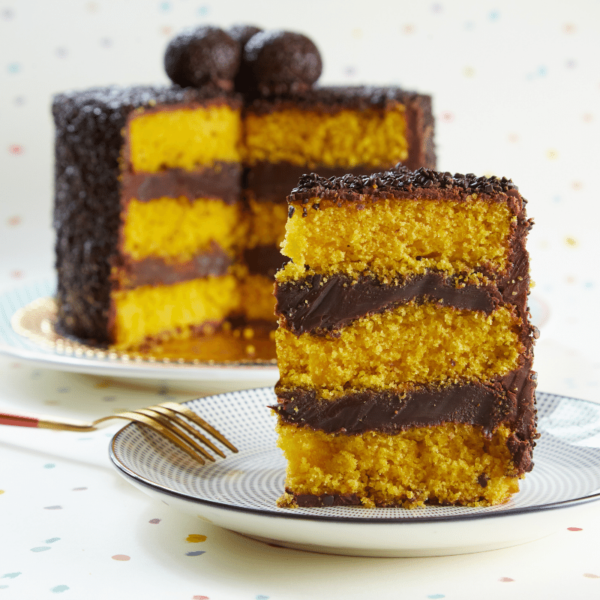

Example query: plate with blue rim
[110,388,600,557]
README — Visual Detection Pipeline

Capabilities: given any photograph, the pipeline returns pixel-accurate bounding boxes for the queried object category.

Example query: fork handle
[0,412,95,432]
[0,412,40,428]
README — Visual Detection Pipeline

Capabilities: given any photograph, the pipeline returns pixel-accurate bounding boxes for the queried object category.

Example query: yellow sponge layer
[247,199,288,248]
[277,422,519,507]
[242,274,276,322]
[244,107,408,168]
[277,303,522,397]
[122,197,246,262]
[279,197,513,281]
[128,105,241,173]
[111,276,240,349]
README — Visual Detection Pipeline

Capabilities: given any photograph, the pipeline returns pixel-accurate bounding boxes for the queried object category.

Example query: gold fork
[0,401,238,464]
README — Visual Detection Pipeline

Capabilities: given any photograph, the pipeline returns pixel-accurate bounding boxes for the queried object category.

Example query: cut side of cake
[273,168,538,508]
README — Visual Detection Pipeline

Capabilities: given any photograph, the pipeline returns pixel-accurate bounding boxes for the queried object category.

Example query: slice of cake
[53,84,244,349]
[273,168,538,508]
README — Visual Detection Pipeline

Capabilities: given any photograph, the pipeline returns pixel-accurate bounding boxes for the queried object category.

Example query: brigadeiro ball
[164,25,240,90]
[243,30,322,95]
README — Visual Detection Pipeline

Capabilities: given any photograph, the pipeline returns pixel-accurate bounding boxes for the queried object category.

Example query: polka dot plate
[110,388,600,557]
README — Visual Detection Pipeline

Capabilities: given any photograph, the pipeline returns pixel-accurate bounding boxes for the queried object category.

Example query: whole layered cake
[53,25,435,350]
[273,167,538,508]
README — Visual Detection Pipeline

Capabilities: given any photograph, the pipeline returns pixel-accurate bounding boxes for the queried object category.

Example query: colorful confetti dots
[112,555,130,561]
[51,585,69,593]
[193,596,209,600]
[187,534,207,543]
[0,490,4,495]
[46,537,61,544]
[8,144,23,155]
[427,595,445,599]
[584,574,600,579]
[186,551,206,557]
[499,577,514,582]
[44,463,56,469]
[31,546,51,552]
[255,596,269,600]
[568,527,583,531]
[7,63,20,73]
[149,518,161,524]
[1,573,21,579]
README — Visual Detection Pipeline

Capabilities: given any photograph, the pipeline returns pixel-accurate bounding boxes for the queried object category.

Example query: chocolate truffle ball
[164,25,240,90]
[243,30,322,95]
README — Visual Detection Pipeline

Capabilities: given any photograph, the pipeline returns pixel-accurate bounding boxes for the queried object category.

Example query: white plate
[0,280,278,383]
[110,388,600,557]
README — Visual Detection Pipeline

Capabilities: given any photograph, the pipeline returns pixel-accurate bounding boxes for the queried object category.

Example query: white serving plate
[110,388,600,557]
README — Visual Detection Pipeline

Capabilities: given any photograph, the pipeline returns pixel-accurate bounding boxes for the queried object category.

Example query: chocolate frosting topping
[290,166,521,203]
[165,26,241,90]
[243,30,322,96]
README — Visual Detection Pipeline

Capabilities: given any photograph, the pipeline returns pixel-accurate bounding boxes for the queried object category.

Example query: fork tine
[135,409,216,462]
[149,405,226,458]
[111,412,205,464]
[159,402,238,453]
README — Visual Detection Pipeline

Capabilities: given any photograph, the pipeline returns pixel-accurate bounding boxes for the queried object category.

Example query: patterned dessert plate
[0,280,278,383]
[110,388,600,557]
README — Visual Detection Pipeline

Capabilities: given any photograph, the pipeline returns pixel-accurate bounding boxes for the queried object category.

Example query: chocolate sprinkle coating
[243,30,322,95]
[164,26,240,90]
[291,166,519,201]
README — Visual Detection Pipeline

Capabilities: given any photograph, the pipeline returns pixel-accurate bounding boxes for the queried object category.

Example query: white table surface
[1,0,600,597]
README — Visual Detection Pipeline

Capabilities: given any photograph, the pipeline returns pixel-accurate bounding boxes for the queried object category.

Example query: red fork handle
[0,412,40,428]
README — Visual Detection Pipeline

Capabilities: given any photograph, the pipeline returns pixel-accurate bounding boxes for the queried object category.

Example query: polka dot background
[0,0,600,597]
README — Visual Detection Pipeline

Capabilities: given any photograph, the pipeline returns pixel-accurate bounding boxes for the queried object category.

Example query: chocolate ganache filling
[275,272,516,336]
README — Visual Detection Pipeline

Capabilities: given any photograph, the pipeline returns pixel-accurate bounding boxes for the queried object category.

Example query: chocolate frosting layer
[121,163,242,204]
[275,272,507,336]
[114,244,232,290]
[243,244,289,278]
[275,384,515,437]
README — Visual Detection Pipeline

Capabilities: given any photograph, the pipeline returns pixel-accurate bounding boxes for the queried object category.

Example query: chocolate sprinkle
[291,166,519,202]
